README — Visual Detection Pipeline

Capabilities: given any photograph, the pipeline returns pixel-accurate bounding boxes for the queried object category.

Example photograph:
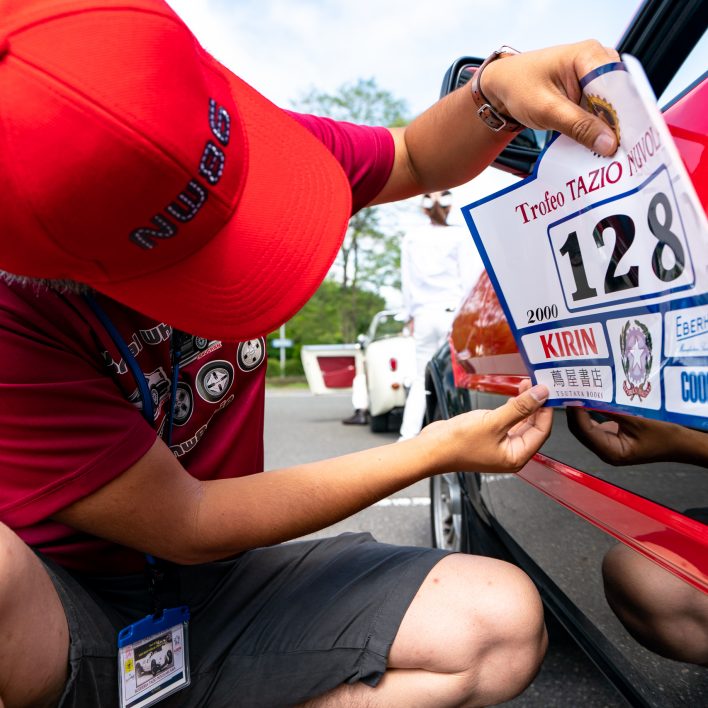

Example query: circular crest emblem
[196,360,234,403]
[585,94,620,150]
[620,319,653,401]
[237,338,266,372]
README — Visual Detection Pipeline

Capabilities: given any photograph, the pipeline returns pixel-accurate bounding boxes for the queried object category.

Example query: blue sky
[166,0,642,116]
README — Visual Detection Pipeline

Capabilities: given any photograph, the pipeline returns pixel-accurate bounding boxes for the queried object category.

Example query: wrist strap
[471,46,524,133]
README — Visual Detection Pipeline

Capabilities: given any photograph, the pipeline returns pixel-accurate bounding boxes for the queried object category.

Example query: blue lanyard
[83,293,184,602]
[82,294,180,443]
[167,336,181,446]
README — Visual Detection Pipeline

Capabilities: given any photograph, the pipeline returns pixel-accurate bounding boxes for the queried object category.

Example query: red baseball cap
[0,0,352,341]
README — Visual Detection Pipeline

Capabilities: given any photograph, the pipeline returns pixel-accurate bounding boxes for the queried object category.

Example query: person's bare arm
[372,40,619,205]
[53,385,551,564]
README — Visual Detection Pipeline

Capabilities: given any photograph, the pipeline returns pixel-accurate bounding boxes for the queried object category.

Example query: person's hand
[482,40,620,156]
[422,382,552,473]
[566,407,708,466]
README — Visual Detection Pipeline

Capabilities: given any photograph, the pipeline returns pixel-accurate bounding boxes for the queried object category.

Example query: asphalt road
[264,389,626,708]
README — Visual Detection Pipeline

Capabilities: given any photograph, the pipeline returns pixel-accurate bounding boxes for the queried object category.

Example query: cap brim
[104,65,352,342]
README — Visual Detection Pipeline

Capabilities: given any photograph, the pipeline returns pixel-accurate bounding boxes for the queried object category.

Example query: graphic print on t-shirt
[173,382,194,426]
[175,334,219,367]
[196,360,234,403]
[237,338,265,371]
[127,367,171,420]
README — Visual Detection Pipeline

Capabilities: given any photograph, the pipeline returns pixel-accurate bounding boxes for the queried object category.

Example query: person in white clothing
[398,191,484,440]
[342,353,370,425]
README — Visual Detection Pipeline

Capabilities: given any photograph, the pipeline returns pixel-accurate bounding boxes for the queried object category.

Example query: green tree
[297,77,409,127]
[295,78,409,340]
[287,280,386,345]
[266,280,385,378]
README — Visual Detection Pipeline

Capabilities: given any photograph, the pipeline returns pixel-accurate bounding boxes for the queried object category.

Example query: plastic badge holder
[117,606,191,708]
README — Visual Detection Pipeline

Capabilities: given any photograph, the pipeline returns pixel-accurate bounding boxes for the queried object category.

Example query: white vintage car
[360,311,416,431]
[301,310,416,432]
[135,641,173,677]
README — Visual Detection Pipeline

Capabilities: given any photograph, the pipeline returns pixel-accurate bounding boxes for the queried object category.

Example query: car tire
[151,659,158,676]
[426,400,503,557]
[369,412,388,433]
[430,473,469,552]
[166,650,173,666]
[426,400,467,551]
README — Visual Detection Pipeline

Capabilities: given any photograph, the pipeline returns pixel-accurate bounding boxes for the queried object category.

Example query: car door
[432,1,708,705]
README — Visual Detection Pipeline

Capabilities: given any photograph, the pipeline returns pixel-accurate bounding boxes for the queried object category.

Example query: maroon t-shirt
[0,114,394,574]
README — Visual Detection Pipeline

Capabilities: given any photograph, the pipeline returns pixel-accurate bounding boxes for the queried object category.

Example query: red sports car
[426,1,707,705]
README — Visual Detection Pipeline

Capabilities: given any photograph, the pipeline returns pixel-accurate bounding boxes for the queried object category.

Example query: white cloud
[167,0,639,115]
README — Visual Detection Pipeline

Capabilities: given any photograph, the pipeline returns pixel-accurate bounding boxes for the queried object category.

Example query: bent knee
[441,555,545,646]
[479,562,546,686]
[403,554,546,704]
[0,522,33,595]
[0,523,69,707]
[444,556,547,704]
[492,562,546,645]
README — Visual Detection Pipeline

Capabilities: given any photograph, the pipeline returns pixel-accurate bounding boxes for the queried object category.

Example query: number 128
[557,191,688,304]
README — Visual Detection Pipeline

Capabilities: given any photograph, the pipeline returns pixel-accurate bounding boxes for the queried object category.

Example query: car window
[370,314,408,341]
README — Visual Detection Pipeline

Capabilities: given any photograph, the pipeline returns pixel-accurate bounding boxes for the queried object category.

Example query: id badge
[118,606,190,708]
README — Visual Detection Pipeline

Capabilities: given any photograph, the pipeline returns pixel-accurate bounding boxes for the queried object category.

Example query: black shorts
[43,533,449,708]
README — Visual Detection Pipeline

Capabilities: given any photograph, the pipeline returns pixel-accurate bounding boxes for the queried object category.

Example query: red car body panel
[519,456,708,593]
[666,77,708,212]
